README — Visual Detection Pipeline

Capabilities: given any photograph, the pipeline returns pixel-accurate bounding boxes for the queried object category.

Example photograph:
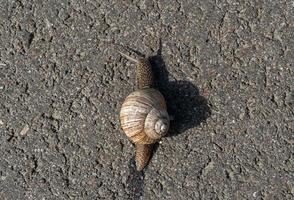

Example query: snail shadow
[149,55,211,136]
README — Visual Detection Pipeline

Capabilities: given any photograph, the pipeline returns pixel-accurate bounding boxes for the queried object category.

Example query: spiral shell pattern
[120,88,170,144]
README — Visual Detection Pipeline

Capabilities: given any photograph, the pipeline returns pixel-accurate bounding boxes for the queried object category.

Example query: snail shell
[120,88,170,145]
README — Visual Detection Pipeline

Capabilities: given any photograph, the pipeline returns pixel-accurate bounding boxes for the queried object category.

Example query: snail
[119,51,170,171]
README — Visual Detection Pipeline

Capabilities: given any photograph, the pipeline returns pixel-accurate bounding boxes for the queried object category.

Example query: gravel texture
[0,0,293,199]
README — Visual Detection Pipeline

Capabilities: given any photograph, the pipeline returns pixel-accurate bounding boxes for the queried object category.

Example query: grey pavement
[0,0,293,199]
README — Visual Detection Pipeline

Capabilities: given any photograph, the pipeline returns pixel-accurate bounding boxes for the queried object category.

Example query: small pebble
[20,124,29,136]
[253,191,258,197]
[52,110,62,120]
[202,160,215,176]
[285,91,294,104]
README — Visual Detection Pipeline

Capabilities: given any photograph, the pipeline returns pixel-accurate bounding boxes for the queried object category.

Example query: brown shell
[120,88,168,144]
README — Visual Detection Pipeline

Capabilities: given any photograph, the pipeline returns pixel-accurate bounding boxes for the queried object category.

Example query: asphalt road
[0,0,293,199]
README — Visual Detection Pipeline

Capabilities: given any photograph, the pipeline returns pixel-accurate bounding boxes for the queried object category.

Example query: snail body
[119,53,170,171]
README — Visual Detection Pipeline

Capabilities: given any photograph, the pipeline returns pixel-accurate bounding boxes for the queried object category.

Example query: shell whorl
[144,108,169,140]
[120,88,170,144]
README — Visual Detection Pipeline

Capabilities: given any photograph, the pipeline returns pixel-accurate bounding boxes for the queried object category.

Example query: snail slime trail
[127,158,145,200]
[119,53,170,171]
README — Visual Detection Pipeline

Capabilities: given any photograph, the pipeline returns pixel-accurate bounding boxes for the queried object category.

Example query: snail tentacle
[118,51,139,63]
